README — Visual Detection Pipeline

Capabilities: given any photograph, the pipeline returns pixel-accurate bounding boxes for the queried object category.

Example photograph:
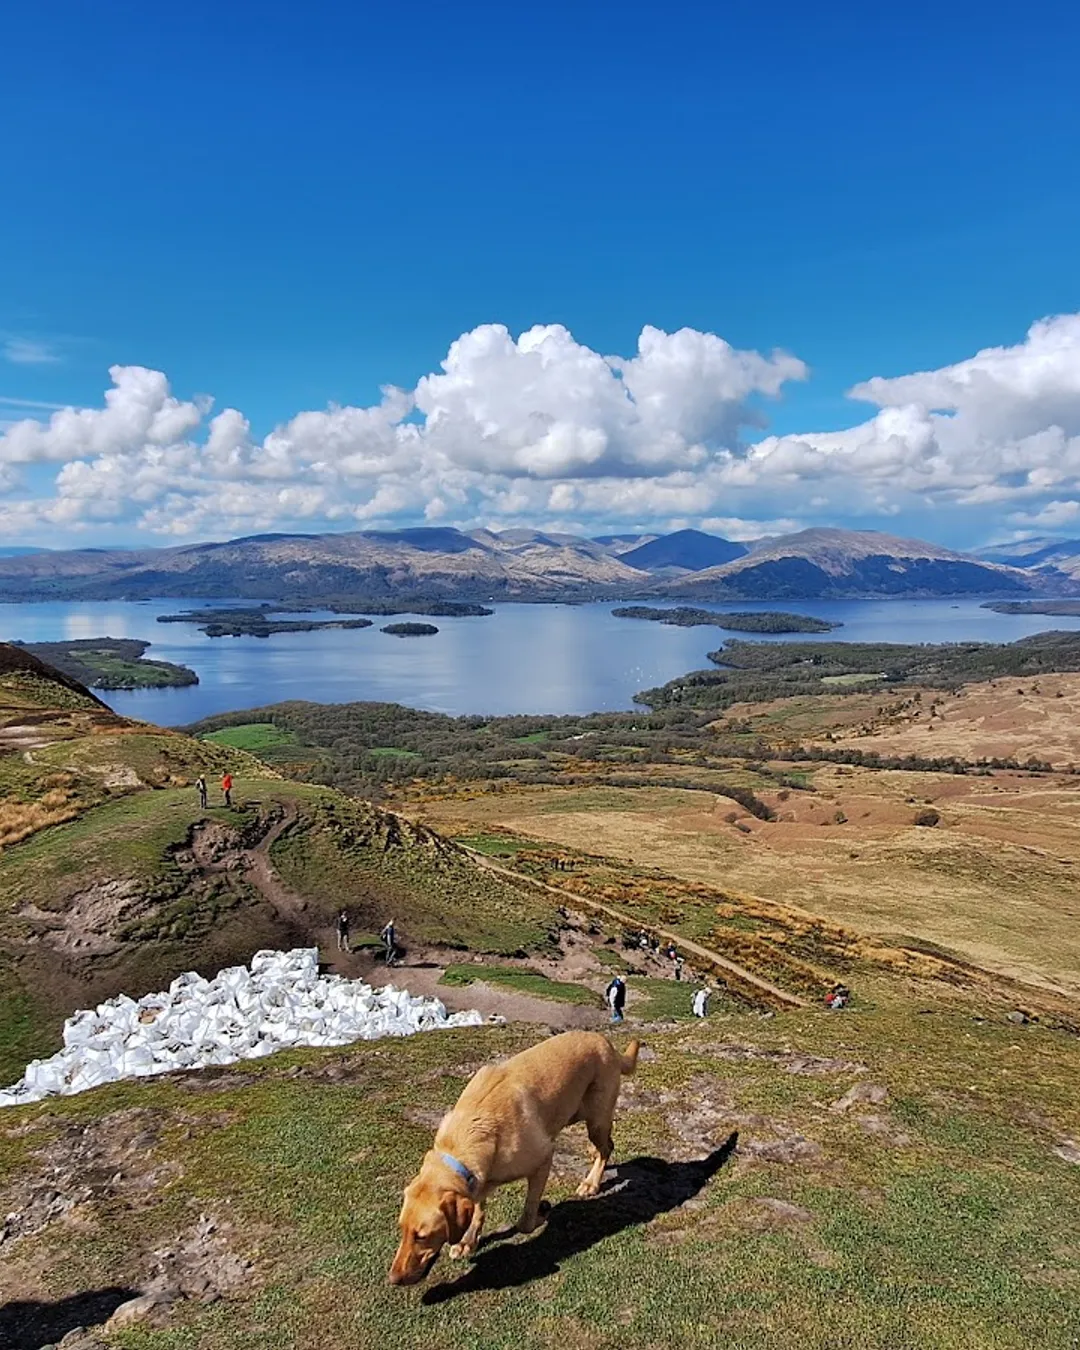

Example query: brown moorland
[714,672,1080,769]
[416,763,1080,1001]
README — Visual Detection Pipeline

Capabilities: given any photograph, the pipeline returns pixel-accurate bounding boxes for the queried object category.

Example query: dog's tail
[620,1039,642,1076]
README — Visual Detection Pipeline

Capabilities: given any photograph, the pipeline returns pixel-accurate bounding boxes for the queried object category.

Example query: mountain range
[973,536,1080,581]
[0,525,1072,603]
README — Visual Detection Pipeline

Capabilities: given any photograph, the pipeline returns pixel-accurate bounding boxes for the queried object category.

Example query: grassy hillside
[3,643,1080,1348]
[3,986,1079,1350]
[0,644,556,1084]
[426,771,1080,1002]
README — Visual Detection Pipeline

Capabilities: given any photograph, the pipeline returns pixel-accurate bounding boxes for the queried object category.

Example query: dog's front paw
[447,1242,475,1261]
[575,1180,600,1198]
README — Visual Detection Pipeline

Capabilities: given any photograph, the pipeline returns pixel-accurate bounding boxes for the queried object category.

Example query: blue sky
[2,0,1080,549]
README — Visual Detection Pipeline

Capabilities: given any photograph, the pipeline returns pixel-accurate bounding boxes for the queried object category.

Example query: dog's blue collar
[438,1151,479,1195]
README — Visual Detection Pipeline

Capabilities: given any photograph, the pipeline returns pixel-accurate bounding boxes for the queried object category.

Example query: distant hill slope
[0,527,649,602]
[658,528,1035,599]
[0,639,110,708]
[618,528,748,572]
[0,524,1065,602]
[590,532,657,553]
[974,536,1080,569]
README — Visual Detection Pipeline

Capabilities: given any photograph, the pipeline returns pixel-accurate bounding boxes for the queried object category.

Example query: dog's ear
[440,1191,475,1242]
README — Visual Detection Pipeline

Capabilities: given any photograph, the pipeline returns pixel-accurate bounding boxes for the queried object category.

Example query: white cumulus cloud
[724,314,1080,535]
[2,316,1080,544]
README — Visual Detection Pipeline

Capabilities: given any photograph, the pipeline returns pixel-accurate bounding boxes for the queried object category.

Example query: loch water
[2,597,1078,725]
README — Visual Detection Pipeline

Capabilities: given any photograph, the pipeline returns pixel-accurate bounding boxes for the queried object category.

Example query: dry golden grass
[716,672,1080,768]
[0,787,81,848]
[420,765,1080,1002]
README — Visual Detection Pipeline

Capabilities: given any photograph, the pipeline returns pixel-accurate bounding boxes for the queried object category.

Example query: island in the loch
[324,600,493,617]
[158,600,492,638]
[983,600,1080,617]
[612,605,840,633]
[14,638,198,689]
[381,622,439,637]
[158,607,376,639]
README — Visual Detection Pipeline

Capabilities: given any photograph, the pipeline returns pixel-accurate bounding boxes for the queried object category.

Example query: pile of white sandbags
[0,947,482,1108]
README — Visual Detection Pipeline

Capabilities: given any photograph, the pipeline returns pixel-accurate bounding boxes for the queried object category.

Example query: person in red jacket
[221,772,233,808]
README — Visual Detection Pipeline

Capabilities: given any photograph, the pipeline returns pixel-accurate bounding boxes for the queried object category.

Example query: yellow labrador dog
[388,1029,641,1285]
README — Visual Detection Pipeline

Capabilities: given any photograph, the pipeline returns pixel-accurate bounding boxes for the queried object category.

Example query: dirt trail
[189,806,597,1029]
[191,803,313,928]
[193,802,801,1022]
[240,803,311,927]
[357,958,603,1029]
[462,847,810,1010]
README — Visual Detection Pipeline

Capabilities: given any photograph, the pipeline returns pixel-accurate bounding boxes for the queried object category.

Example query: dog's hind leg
[517,1154,552,1234]
[576,1092,617,1198]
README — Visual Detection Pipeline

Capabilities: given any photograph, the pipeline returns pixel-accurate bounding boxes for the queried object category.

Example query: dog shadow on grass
[422,1133,738,1304]
[0,1287,139,1350]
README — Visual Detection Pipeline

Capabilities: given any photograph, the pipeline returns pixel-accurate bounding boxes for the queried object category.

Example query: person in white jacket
[692,986,710,1018]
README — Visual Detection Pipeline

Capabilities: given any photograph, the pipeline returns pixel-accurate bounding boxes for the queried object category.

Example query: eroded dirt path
[190,802,313,927]
[189,806,602,1030]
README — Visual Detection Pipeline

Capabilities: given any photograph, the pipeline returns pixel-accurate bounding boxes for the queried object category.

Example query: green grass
[595,946,630,970]
[4,994,1080,1350]
[74,651,192,688]
[33,728,271,786]
[0,668,102,711]
[0,957,59,1083]
[627,974,704,1021]
[202,722,298,752]
[368,746,423,760]
[269,798,556,955]
[513,731,551,744]
[0,787,201,912]
[0,752,52,800]
[440,964,599,1006]
[0,776,299,914]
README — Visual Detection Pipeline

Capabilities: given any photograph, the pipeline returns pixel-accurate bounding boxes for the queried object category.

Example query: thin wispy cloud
[2,337,62,366]
[0,395,67,411]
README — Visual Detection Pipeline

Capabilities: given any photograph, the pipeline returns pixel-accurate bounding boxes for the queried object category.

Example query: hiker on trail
[674,955,685,982]
[195,775,208,810]
[666,942,677,962]
[381,919,397,967]
[692,986,710,1018]
[221,772,233,808]
[605,975,627,1024]
[825,982,850,1010]
[336,909,350,953]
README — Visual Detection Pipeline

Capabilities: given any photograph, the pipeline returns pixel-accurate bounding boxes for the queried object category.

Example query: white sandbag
[119,1046,157,1076]
[0,946,482,1107]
